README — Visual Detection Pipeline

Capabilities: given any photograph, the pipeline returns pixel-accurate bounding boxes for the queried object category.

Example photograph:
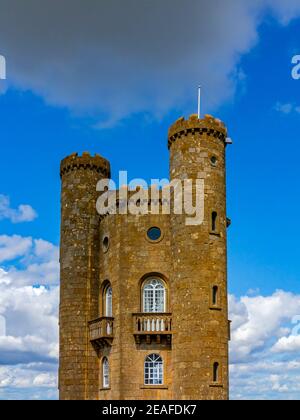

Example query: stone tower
[59,115,230,400]
[169,115,229,400]
[59,152,111,400]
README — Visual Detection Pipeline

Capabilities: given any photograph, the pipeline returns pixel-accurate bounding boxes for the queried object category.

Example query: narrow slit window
[212,212,218,232]
[213,362,219,383]
[102,357,110,388]
[212,286,218,306]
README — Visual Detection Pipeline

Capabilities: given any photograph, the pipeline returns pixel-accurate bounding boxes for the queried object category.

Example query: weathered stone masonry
[59,114,231,400]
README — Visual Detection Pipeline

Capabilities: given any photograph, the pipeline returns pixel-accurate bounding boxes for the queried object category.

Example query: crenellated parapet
[98,188,172,220]
[60,152,111,178]
[168,114,227,149]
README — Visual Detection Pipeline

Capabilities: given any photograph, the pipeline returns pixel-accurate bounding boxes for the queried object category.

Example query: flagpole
[198,85,201,119]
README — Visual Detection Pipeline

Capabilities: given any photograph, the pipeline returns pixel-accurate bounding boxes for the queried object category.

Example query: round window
[147,227,162,242]
[211,156,218,166]
[102,236,109,253]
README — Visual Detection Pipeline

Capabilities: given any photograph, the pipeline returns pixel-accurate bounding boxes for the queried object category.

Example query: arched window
[143,278,166,313]
[144,354,163,385]
[213,362,219,383]
[212,286,218,306]
[212,212,218,232]
[102,357,110,388]
[104,285,112,317]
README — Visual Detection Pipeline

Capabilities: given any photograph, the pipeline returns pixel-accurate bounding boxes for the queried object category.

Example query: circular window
[102,236,109,253]
[147,227,162,242]
[211,156,218,166]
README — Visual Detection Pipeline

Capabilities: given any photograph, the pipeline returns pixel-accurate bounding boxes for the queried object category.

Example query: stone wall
[59,115,230,400]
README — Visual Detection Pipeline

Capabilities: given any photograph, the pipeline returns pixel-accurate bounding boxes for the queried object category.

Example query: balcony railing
[88,317,114,348]
[133,313,172,345]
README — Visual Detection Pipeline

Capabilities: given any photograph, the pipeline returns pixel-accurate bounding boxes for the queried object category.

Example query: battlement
[99,188,172,219]
[60,152,111,178]
[168,114,227,149]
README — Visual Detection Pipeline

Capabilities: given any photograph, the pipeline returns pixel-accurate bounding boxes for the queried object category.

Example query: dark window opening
[211,156,217,166]
[212,212,218,232]
[212,286,218,306]
[213,362,219,383]
[103,236,109,252]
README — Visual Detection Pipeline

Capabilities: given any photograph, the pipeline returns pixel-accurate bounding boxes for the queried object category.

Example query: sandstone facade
[59,115,230,400]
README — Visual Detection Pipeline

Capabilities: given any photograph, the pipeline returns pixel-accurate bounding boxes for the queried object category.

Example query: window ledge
[209,232,221,237]
[209,383,223,388]
[140,385,168,390]
[209,306,222,311]
[100,387,111,391]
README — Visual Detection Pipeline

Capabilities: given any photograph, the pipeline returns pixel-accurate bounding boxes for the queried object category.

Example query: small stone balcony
[88,316,114,348]
[133,313,172,346]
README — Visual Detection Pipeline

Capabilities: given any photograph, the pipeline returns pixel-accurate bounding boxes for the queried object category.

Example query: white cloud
[0,334,58,361]
[0,279,59,364]
[0,236,59,286]
[272,335,300,354]
[32,372,56,388]
[230,290,300,400]
[246,288,260,296]
[275,102,294,114]
[263,0,300,24]
[0,234,59,363]
[0,363,57,399]
[0,1,300,126]
[0,235,32,263]
[274,102,300,115]
[0,195,37,224]
[230,290,300,362]
[230,360,300,400]
[0,234,59,399]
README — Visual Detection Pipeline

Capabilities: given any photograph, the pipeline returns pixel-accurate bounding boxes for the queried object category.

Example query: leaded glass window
[102,357,110,388]
[143,279,165,313]
[105,286,112,317]
[144,354,163,385]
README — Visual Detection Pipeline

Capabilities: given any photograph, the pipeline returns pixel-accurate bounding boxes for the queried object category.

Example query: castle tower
[59,115,230,400]
[169,114,229,400]
[59,152,110,400]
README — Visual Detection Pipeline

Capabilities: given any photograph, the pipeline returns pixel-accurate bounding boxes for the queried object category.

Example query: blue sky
[1,16,299,295]
[1,0,300,400]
